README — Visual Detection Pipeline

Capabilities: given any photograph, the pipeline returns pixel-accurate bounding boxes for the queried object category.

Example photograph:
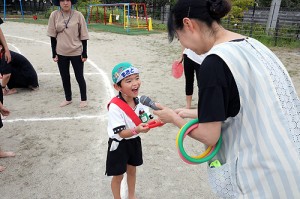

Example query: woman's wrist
[4,47,9,52]
[81,52,87,58]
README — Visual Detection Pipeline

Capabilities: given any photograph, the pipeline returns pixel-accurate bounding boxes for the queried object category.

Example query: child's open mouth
[132,88,139,94]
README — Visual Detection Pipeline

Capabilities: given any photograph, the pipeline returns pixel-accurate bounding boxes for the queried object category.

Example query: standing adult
[154,0,300,198]
[175,47,204,109]
[182,48,205,109]
[0,16,15,172]
[47,0,89,108]
[1,49,39,95]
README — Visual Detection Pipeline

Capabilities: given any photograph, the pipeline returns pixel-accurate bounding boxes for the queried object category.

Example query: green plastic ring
[177,118,222,164]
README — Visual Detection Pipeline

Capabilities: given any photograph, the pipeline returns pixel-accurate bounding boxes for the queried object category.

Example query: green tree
[230,0,255,19]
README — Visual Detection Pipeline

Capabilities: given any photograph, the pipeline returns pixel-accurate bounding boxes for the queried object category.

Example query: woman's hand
[175,108,198,119]
[81,56,87,62]
[4,50,11,63]
[153,103,186,128]
[153,104,176,123]
[53,55,58,62]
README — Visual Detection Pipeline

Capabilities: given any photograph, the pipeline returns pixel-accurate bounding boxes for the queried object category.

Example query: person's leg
[183,55,195,109]
[0,151,15,158]
[126,137,143,199]
[0,85,4,120]
[111,175,123,199]
[185,95,193,109]
[3,88,17,96]
[0,150,15,172]
[126,165,137,199]
[57,55,72,106]
[0,85,3,104]
[70,56,87,107]
[2,74,18,95]
[184,55,201,109]
[0,165,5,172]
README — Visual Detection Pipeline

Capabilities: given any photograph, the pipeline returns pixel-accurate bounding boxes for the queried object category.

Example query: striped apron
[206,38,300,198]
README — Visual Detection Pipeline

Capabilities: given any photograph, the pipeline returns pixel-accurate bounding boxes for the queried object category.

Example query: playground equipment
[86,3,151,32]
[2,0,24,20]
[1,0,50,20]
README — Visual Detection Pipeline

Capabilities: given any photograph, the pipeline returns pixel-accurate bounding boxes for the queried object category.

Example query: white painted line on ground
[4,35,115,121]
[6,34,114,97]
[8,43,22,54]
[4,114,107,123]
[86,59,115,98]
[6,34,50,45]
[38,72,101,75]
[6,33,127,197]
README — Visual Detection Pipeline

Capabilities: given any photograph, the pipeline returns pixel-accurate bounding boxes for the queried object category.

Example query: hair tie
[207,0,223,18]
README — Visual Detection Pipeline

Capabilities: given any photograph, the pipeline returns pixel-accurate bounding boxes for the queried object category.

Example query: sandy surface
[0,22,299,199]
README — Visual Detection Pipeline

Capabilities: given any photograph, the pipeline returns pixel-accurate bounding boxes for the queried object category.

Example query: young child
[106,62,153,199]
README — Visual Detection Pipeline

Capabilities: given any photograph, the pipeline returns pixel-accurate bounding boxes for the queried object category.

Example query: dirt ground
[0,22,299,199]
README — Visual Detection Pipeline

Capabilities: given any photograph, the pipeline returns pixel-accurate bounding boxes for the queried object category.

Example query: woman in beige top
[47,0,89,108]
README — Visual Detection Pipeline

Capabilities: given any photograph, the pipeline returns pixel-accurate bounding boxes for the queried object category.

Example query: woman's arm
[50,37,57,58]
[189,121,221,146]
[0,28,11,63]
[81,40,87,58]
[50,37,58,62]
[153,104,221,146]
[81,40,87,62]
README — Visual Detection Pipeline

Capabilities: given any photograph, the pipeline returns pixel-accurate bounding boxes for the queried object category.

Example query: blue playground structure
[2,0,24,20]
[1,0,51,20]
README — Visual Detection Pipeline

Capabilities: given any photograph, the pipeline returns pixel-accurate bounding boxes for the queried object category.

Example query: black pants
[183,54,200,96]
[57,55,87,101]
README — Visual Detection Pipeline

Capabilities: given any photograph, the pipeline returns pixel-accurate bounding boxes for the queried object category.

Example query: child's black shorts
[106,136,143,176]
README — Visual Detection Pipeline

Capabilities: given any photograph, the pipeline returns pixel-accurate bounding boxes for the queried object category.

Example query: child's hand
[136,123,150,133]
[147,119,164,128]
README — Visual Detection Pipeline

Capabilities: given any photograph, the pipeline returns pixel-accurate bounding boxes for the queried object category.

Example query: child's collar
[118,92,139,106]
